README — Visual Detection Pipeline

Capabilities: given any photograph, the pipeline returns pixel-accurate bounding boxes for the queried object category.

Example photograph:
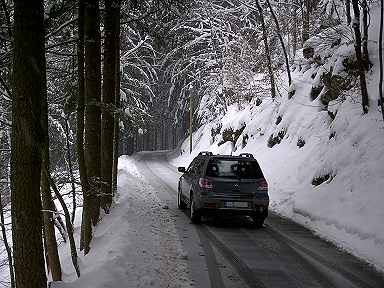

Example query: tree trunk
[292,2,298,58]
[11,0,47,286]
[255,0,276,98]
[64,118,77,224]
[83,0,102,253]
[351,0,369,114]
[112,19,121,198]
[76,0,90,252]
[41,155,62,281]
[41,12,62,278]
[361,0,370,68]
[302,0,310,43]
[154,124,157,150]
[345,0,351,25]
[54,213,68,243]
[379,0,384,121]
[0,147,14,288]
[101,0,120,213]
[49,173,80,278]
[266,0,292,86]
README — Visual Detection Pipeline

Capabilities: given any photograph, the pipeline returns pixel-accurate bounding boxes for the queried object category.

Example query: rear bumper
[198,207,268,218]
[195,197,269,218]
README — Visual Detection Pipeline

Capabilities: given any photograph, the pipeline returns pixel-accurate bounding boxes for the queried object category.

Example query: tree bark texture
[41,73,62,281]
[76,0,90,252]
[41,156,62,281]
[64,118,77,224]
[83,0,102,253]
[49,174,80,278]
[11,0,47,287]
[302,0,310,43]
[292,2,298,57]
[112,27,121,199]
[255,0,276,98]
[361,0,370,68]
[351,0,369,113]
[345,0,351,25]
[101,0,120,213]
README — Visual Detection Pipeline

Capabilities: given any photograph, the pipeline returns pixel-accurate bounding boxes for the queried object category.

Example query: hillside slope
[171,3,384,272]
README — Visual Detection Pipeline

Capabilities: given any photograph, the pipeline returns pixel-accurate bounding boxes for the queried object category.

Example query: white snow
[170,4,384,271]
[51,156,192,288]
[172,96,384,273]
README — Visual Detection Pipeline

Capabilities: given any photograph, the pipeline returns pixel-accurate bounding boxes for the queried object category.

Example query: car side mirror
[178,167,186,173]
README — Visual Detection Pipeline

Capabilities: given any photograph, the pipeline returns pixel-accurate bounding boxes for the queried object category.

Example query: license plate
[224,201,249,208]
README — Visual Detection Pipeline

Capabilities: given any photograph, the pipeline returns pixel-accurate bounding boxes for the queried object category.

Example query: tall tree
[41,58,62,280]
[101,0,121,213]
[255,0,276,98]
[351,0,369,113]
[83,0,102,254]
[11,0,47,286]
[41,156,62,281]
[112,36,121,198]
[266,0,292,86]
[361,0,369,68]
[76,0,90,252]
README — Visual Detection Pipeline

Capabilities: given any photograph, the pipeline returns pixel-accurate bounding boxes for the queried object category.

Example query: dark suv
[177,152,269,227]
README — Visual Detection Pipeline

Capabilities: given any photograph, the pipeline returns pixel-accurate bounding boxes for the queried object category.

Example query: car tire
[177,188,187,210]
[190,194,201,224]
[251,216,264,229]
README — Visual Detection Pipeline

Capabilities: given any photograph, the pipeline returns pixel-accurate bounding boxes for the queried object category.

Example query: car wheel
[190,194,201,224]
[177,188,187,210]
[251,216,264,229]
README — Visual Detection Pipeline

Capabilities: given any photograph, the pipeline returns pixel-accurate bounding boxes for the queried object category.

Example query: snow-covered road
[134,151,384,288]
[52,151,384,288]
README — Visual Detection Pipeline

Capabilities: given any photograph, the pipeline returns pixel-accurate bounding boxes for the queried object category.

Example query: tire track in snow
[263,222,382,288]
[135,153,225,288]
[135,151,384,288]
[199,225,266,288]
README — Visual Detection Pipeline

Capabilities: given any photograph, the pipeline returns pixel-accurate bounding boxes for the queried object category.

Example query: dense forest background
[0,0,383,287]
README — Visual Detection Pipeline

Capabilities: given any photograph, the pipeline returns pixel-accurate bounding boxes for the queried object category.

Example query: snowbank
[170,5,384,270]
[172,99,384,272]
[53,156,192,288]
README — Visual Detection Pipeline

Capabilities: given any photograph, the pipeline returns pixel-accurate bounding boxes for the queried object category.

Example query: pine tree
[101,0,121,213]
[11,0,47,286]
[83,0,102,253]
[76,0,90,252]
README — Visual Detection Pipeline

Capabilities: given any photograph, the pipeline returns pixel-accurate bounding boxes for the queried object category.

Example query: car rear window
[205,159,264,179]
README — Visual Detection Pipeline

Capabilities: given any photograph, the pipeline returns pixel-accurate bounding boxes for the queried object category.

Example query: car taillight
[204,203,217,208]
[256,178,268,190]
[199,178,213,189]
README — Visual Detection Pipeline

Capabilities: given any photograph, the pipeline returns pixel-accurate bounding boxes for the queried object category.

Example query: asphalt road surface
[134,151,384,288]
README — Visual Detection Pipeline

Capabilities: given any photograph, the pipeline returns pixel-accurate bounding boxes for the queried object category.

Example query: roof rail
[198,151,213,156]
[239,153,254,158]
